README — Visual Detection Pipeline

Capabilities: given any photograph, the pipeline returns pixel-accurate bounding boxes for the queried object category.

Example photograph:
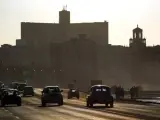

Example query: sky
[0,0,160,46]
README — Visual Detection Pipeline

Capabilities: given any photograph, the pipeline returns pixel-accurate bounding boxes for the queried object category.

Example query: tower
[59,6,70,24]
[129,25,146,47]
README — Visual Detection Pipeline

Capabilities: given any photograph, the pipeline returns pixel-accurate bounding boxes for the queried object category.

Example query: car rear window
[48,87,60,92]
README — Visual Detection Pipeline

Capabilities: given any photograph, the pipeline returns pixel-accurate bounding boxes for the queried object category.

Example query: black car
[86,85,114,108]
[23,86,34,96]
[68,88,79,99]
[41,86,63,107]
[1,89,21,106]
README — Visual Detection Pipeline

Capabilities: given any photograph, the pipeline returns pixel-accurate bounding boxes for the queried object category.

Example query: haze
[0,0,160,46]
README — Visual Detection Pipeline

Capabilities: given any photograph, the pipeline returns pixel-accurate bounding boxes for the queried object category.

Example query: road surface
[1,94,160,120]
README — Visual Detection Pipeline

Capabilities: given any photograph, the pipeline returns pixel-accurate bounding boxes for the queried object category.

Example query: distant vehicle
[10,82,20,89]
[23,86,34,96]
[41,86,63,107]
[86,85,114,108]
[68,88,79,99]
[1,89,21,106]
[17,83,27,93]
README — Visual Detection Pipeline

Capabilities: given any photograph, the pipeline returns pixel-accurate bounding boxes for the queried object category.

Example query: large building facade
[21,9,108,46]
[20,9,108,70]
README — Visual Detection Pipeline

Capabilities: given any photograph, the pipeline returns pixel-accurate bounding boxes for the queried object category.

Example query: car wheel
[90,103,93,108]
[1,101,5,107]
[105,103,108,107]
[58,100,63,106]
[17,102,21,106]
[77,95,79,99]
[86,101,90,107]
[68,95,71,99]
[42,101,46,107]
[110,102,114,108]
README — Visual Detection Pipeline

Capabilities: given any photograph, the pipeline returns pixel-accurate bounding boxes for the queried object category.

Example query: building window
[134,33,136,38]
[139,33,141,38]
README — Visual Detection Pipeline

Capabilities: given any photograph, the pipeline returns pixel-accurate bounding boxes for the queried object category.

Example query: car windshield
[7,90,18,95]
[11,83,19,88]
[18,84,27,89]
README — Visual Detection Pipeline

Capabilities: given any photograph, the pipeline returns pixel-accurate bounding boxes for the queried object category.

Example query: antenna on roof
[62,5,67,11]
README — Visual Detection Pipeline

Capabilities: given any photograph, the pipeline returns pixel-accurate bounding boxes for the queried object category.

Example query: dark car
[17,83,27,93]
[10,82,20,89]
[68,88,79,99]
[41,86,63,107]
[23,86,34,96]
[1,89,21,106]
[86,85,114,108]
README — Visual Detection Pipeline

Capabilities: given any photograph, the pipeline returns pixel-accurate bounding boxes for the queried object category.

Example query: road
[1,93,160,120]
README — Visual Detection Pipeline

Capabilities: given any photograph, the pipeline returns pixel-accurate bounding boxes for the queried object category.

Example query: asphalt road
[1,95,160,120]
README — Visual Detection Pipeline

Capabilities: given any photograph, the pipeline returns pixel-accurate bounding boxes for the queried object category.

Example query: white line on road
[15,116,20,119]
[4,108,21,120]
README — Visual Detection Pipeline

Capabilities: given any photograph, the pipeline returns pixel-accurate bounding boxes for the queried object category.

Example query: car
[41,86,63,107]
[86,85,114,108]
[68,88,79,99]
[23,86,34,96]
[10,82,20,89]
[17,83,27,93]
[1,89,21,106]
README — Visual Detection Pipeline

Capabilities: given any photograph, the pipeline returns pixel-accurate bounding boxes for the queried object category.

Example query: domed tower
[129,25,146,48]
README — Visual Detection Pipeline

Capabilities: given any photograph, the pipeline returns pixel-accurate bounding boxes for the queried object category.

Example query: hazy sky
[0,0,160,46]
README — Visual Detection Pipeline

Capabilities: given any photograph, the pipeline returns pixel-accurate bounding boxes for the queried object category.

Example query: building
[20,8,109,69]
[16,39,26,46]
[20,8,108,47]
